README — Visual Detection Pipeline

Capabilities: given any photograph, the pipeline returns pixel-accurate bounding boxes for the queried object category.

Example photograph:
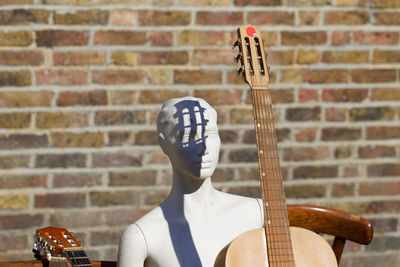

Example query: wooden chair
[0,204,373,267]
[287,204,373,264]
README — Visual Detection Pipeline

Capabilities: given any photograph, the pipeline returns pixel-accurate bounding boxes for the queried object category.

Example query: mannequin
[118,97,264,267]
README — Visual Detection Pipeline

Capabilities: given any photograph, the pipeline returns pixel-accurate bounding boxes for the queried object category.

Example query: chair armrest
[287,204,373,245]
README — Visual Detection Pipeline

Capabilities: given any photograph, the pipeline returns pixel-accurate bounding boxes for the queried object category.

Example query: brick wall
[0,0,399,266]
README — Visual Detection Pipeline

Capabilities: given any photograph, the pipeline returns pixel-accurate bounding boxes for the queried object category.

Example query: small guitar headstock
[34,226,86,264]
[233,25,270,89]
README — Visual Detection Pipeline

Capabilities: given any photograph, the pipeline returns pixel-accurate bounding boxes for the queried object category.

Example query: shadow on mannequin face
[158,98,220,180]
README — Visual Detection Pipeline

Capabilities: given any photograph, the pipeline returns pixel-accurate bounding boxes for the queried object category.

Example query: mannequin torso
[118,97,264,267]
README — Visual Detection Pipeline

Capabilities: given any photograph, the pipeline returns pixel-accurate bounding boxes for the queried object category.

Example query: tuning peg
[232,40,240,49]
[237,65,245,75]
[234,54,242,62]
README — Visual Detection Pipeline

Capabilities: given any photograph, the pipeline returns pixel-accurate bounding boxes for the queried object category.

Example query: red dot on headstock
[246,26,256,37]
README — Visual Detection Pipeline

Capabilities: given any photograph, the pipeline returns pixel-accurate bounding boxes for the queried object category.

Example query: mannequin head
[157,97,220,180]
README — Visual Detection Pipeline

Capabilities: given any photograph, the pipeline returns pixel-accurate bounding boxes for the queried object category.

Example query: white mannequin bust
[118,97,263,267]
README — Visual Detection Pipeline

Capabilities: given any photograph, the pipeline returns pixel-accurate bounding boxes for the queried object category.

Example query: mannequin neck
[162,166,218,221]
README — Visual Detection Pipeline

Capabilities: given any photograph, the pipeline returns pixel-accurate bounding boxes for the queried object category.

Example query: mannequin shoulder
[216,192,263,218]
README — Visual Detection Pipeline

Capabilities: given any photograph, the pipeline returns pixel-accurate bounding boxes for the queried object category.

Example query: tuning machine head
[234,54,242,62]
[237,65,245,76]
[232,40,240,49]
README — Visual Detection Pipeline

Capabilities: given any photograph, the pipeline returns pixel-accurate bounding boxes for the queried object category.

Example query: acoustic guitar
[34,226,92,267]
[214,25,338,267]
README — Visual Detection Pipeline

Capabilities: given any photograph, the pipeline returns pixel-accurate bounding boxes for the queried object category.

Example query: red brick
[0,0,33,4]
[149,31,173,46]
[36,69,87,85]
[354,31,399,45]
[0,70,31,86]
[371,0,400,8]
[36,112,89,129]
[366,200,400,214]
[268,50,295,65]
[0,134,48,150]
[371,88,400,101]
[360,182,400,196]
[358,145,396,158]
[322,51,369,63]
[193,49,235,65]
[54,51,106,65]
[296,50,319,64]
[351,69,396,83]
[299,89,318,103]
[194,89,243,105]
[108,131,132,146]
[234,0,281,5]
[285,184,326,198]
[51,132,104,148]
[92,70,143,84]
[372,50,400,63]
[36,30,89,47]
[0,113,30,128]
[139,51,189,65]
[0,235,27,251]
[374,12,400,25]
[35,153,87,168]
[54,10,109,25]
[283,146,329,161]
[174,70,222,84]
[368,218,398,232]
[94,30,146,45]
[326,108,347,121]
[135,130,158,145]
[230,108,254,124]
[367,163,400,177]
[178,31,225,46]
[57,90,107,106]
[196,11,243,25]
[92,152,142,167]
[282,31,327,45]
[0,91,52,107]
[349,107,395,121]
[285,0,332,6]
[294,127,317,142]
[219,130,239,144]
[293,165,338,179]
[90,190,139,207]
[105,209,148,226]
[35,193,85,208]
[332,183,355,197]
[109,170,157,186]
[0,31,32,46]
[366,126,400,140]
[322,127,361,141]
[0,175,46,189]
[94,110,146,125]
[111,9,136,26]
[90,230,121,246]
[248,11,294,25]
[228,148,258,163]
[0,155,30,169]
[0,214,43,230]
[0,50,43,65]
[50,210,102,228]
[286,107,321,121]
[299,11,319,25]
[0,9,49,25]
[322,89,368,102]
[110,90,136,105]
[139,10,190,26]
[324,11,369,25]
[304,70,348,83]
[331,31,351,46]
[53,173,102,187]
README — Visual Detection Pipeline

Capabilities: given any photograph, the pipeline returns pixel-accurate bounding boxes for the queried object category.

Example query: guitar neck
[251,87,295,266]
[63,248,92,267]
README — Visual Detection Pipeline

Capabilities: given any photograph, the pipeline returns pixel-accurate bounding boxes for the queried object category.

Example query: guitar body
[215,227,337,267]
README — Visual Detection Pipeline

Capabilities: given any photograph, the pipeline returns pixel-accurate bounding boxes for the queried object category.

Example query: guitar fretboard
[64,248,92,267]
[251,88,295,266]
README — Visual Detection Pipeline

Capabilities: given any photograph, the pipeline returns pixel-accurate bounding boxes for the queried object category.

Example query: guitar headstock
[34,226,82,262]
[233,25,269,88]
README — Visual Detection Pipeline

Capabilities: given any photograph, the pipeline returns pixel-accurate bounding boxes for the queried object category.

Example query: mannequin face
[157,97,220,180]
